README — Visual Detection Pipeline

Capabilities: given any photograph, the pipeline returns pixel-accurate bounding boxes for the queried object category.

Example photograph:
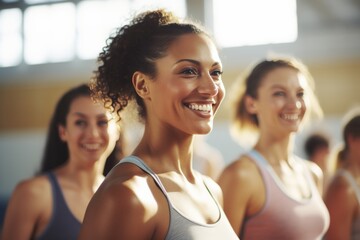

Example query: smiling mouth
[186,103,213,113]
[82,143,101,151]
[281,113,300,121]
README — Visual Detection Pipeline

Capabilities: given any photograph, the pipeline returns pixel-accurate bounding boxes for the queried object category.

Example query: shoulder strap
[337,169,360,205]
[120,156,170,199]
[47,172,61,201]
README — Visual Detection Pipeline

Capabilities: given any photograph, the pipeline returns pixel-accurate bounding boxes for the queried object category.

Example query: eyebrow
[72,112,108,118]
[174,59,221,67]
[270,85,304,91]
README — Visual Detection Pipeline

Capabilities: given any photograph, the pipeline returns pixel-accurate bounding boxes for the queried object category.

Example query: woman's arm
[324,175,354,240]
[217,156,261,236]
[78,173,164,240]
[2,178,49,240]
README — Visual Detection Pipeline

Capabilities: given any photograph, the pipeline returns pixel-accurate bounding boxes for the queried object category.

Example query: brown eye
[273,91,285,97]
[180,67,198,76]
[97,120,109,127]
[75,120,87,127]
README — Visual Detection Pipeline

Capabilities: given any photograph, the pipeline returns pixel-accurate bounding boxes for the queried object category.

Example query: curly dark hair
[90,9,208,121]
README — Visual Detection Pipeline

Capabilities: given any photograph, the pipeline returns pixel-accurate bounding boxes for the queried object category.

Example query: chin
[195,126,213,135]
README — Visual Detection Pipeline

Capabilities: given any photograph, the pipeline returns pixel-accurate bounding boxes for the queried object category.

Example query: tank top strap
[119,156,171,200]
[247,149,319,199]
[248,149,267,164]
[46,172,79,218]
[47,172,58,192]
[47,172,63,205]
[337,169,360,205]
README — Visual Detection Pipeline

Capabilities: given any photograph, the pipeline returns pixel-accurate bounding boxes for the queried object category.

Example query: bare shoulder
[2,175,52,239]
[10,175,51,206]
[79,163,167,240]
[218,154,263,201]
[219,154,261,186]
[325,172,353,200]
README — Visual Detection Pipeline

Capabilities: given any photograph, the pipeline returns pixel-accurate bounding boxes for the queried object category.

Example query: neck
[133,127,194,178]
[255,134,295,164]
[57,160,105,193]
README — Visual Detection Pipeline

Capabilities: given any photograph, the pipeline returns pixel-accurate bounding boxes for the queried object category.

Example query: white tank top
[120,156,239,240]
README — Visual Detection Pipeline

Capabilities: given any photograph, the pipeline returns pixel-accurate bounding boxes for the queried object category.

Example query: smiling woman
[218,57,329,239]
[77,8,238,240]
[1,84,120,240]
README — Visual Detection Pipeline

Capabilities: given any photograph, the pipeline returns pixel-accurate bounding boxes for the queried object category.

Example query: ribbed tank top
[336,169,360,239]
[37,172,81,240]
[241,150,329,240]
[120,156,239,240]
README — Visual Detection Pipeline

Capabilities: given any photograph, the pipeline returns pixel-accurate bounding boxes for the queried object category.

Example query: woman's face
[146,33,224,135]
[249,67,309,136]
[59,96,119,166]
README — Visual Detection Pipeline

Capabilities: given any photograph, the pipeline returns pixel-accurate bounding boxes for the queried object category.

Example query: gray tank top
[120,156,239,240]
[337,170,360,240]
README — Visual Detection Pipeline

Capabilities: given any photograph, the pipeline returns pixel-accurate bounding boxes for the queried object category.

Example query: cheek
[302,97,310,112]
[217,82,225,102]
[271,98,286,109]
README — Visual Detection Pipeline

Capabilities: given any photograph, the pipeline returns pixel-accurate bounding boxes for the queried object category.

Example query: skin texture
[77,33,226,240]
[1,96,119,240]
[218,67,324,235]
[325,133,360,240]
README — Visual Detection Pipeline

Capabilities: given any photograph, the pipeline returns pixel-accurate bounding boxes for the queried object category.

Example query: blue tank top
[37,172,81,240]
[120,156,239,240]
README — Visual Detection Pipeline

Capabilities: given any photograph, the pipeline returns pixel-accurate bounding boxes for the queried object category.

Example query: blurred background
[0,0,359,224]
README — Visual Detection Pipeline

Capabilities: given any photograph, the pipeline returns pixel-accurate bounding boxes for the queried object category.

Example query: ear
[244,95,257,114]
[58,124,67,142]
[132,71,150,99]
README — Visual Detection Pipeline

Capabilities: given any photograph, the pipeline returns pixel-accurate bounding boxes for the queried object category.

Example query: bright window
[0,8,22,67]
[24,3,76,65]
[212,0,298,48]
[0,0,187,67]
[77,0,129,60]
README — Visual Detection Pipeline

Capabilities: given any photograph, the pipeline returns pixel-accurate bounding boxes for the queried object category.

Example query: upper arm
[324,176,354,240]
[217,157,259,235]
[78,178,159,240]
[2,179,48,240]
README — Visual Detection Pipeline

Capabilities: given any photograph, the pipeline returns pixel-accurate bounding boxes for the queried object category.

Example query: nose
[87,123,100,138]
[197,74,219,96]
[288,95,302,109]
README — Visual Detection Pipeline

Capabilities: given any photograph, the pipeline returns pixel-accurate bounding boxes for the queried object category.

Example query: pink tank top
[241,150,329,240]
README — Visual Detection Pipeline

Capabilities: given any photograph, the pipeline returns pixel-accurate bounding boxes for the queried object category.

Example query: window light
[212,0,298,48]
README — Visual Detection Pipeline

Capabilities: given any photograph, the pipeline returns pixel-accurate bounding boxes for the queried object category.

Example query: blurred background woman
[325,107,360,240]
[1,84,119,240]
[218,57,329,239]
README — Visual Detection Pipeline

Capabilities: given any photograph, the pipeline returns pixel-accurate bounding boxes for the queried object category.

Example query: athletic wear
[337,170,360,239]
[241,150,329,240]
[37,172,81,240]
[120,156,239,240]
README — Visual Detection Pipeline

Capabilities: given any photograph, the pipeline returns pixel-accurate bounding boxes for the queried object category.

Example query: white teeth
[188,103,212,112]
[82,143,100,150]
[282,114,299,120]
